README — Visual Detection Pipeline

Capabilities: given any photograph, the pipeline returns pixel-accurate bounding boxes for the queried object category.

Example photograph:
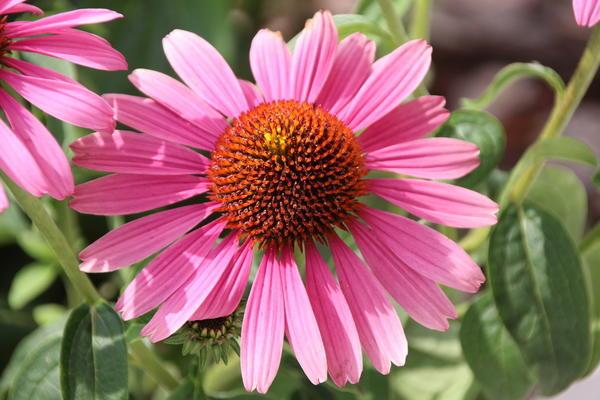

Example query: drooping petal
[0,0,31,15]
[71,174,209,215]
[1,57,76,83]
[358,96,449,152]
[2,2,42,15]
[241,249,285,394]
[10,29,127,71]
[0,118,46,196]
[249,29,292,102]
[280,247,327,385]
[163,29,248,117]
[115,219,226,320]
[141,234,240,342]
[128,69,227,136]
[290,10,337,103]
[316,33,374,116]
[0,69,114,132]
[105,94,218,151]
[329,234,407,374]
[0,90,73,199]
[80,203,218,273]
[368,178,498,228]
[350,220,457,331]
[360,207,485,292]
[190,240,254,320]
[305,241,362,387]
[573,0,600,27]
[0,185,8,212]
[71,130,209,175]
[5,9,122,37]
[338,39,432,131]
[365,138,480,179]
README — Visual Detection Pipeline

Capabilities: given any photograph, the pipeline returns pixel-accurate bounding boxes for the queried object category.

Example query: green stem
[500,25,600,206]
[2,174,180,391]
[376,0,409,44]
[2,175,101,304]
[410,0,432,40]
[129,340,179,391]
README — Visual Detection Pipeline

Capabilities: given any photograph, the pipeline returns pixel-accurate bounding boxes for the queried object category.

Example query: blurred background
[0,0,598,399]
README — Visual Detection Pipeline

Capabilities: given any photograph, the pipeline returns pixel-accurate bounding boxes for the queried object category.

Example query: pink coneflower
[573,0,600,27]
[71,10,497,393]
[0,0,126,211]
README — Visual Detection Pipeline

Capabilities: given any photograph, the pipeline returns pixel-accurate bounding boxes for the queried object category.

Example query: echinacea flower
[573,0,600,27]
[71,10,498,393]
[0,0,126,211]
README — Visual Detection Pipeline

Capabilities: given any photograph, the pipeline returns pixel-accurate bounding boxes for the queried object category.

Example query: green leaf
[593,169,600,190]
[8,263,58,310]
[526,166,587,241]
[17,229,55,262]
[488,203,591,395]
[581,225,600,375]
[333,14,394,41]
[61,302,128,400]
[437,110,506,188]
[461,62,565,111]
[167,378,206,400]
[524,136,597,167]
[460,293,534,400]
[33,304,67,326]
[1,317,65,398]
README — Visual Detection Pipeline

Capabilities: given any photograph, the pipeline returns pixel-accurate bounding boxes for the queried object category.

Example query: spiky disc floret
[209,100,367,248]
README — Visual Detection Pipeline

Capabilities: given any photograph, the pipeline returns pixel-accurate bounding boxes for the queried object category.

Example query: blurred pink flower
[71,10,497,393]
[0,0,126,211]
[573,0,600,27]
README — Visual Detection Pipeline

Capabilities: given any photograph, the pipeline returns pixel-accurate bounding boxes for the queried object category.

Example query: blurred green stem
[410,0,432,40]
[2,175,180,391]
[501,24,600,206]
[376,0,408,43]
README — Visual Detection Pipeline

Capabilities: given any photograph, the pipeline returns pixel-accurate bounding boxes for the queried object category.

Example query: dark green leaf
[8,263,58,310]
[581,225,600,375]
[461,294,534,400]
[488,203,591,395]
[437,110,506,188]
[61,302,128,400]
[1,318,65,398]
[526,166,587,241]
[593,169,600,190]
[524,136,597,167]
[167,378,206,400]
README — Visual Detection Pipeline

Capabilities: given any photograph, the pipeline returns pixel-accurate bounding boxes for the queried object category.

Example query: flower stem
[501,24,600,205]
[2,175,101,304]
[2,174,180,391]
[129,340,179,391]
[376,0,409,44]
[410,0,432,40]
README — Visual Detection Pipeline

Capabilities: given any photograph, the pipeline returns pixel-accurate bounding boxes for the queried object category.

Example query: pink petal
[0,117,46,196]
[0,69,114,132]
[280,247,327,385]
[368,178,498,228]
[316,33,374,116]
[163,29,248,117]
[365,138,480,180]
[115,219,226,320]
[71,174,209,216]
[249,29,292,102]
[105,94,218,151]
[239,79,263,108]
[241,249,285,394]
[71,130,209,175]
[290,10,337,103]
[80,203,218,273]
[128,69,227,137]
[1,57,76,84]
[338,40,432,131]
[190,240,254,320]
[0,90,73,199]
[329,234,407,374]
[350,220,457,331]
[573,0,600,27]
[360,207,485,292]
[305,241,362,387]
[0,0,29,14]
[5,9,122,37]
[142,234,240,342]
[358,96,450,152]
[0,185,8,212]
[10,29,127,71]
[2,2,42,15]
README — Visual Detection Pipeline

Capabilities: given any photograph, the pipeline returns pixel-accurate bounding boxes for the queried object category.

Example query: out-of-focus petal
[0,185,8,212]
[5,9,122,37]
[573,0,600,27]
